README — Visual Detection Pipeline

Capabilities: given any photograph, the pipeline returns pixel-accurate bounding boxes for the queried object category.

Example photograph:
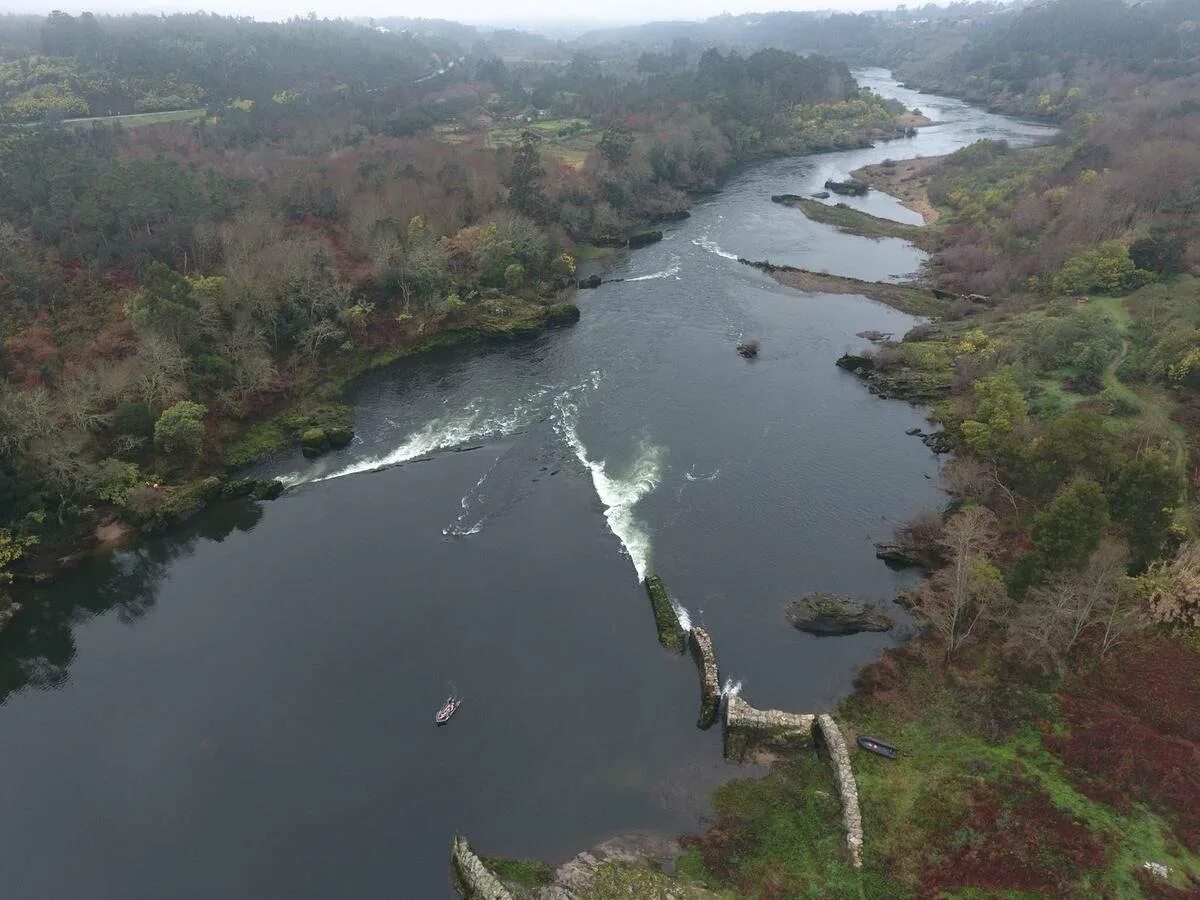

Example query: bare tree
[1008,539,1131,672]
[0,386,55,455]
[133,334,188,411]
[941,456,1019,514]
[298,320,345,360]
[910,505,1004,659]
[222,325,276,406]
[58,371,109,434]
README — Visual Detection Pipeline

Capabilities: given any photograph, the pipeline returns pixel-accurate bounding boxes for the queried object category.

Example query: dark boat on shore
[435,696,462,725]
[857,735,897,759]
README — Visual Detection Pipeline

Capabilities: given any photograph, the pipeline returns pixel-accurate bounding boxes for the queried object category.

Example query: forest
[0,11,914,585]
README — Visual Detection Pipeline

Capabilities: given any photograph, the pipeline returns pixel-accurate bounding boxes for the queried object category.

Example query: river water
[0,72,1052,899]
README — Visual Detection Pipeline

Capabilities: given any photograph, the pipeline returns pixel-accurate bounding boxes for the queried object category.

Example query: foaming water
[720,678,743,700]
[685,466,721,482]
[285,388,550,485]
[626,264,682,282]
[442,454,502,537]
[552,376,662,582]
[671,600,693,633]
[691,236,740,260]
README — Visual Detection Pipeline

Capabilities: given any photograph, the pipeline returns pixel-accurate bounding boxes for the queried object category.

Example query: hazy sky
[4,0,916,28]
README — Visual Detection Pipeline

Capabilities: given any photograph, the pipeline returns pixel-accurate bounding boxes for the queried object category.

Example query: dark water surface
[0,73,1052,899]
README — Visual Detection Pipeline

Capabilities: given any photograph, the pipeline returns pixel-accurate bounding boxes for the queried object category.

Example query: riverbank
[851,156,944,224]
[6,297,580,596]
[770,194,937,249]
[738,258,943,317]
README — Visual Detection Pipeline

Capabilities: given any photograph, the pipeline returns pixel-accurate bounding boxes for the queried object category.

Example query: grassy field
[483,117,600,170]
[432,118,599,169]
[56,108,207,129]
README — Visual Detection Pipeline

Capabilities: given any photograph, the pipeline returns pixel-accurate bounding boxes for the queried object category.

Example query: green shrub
[94,458,140,505]
[154,401,207,459]
[1052,242,1150,295]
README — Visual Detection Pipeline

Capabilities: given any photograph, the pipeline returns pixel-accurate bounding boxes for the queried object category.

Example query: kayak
[857,735,898,759]
[435,696,461,725]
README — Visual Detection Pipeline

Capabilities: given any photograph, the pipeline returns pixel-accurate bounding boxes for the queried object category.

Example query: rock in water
[824,178,869,197]
[786,593,893,636]
[627,230,663,249]
[737,339,760,358]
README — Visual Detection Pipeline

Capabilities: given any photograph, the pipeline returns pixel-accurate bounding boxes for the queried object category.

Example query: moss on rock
[645,574,686,653]
[326,426,354,449]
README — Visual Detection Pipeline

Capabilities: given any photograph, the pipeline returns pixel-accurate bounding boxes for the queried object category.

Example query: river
[0,71,1052,898]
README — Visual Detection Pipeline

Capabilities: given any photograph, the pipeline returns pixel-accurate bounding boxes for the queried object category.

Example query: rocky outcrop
[824,178,869,197]
[689,627,720,729]
[736,339,760,358]
[723,694,814,761]
[836,353,953,405]
[836,353,875,372]
[627,230,663,249]
[216,477,286,501]
[577,273,602,290]
[645,574,687,653]
[451,836,514,900]
[874,541,926,570]
[300,425,354,457]
[816,715,863,868]
[856,330,893,343]
[786,594,894,636]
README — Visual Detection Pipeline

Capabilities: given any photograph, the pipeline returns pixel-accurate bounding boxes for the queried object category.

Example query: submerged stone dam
[452,577,868,894]
[451,835,513,900]
[689,627,721,729]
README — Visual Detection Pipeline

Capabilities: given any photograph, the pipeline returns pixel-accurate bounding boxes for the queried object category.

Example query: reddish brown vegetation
[1048,638,1200,848]
[921,773,1109,895]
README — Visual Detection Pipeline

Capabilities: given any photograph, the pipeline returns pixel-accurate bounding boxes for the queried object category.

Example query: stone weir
[689,627,721,729]
[451,835,513,900]
[816,715,864,868]
[643,574,686,653]
[722,694,815,762]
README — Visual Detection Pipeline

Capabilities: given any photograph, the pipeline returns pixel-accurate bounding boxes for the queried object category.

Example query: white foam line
[626,264,681,282]
[692,237,739,260]
[552,376,660,582]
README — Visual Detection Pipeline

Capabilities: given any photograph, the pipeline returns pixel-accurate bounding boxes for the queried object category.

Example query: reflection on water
[0,500,263,704]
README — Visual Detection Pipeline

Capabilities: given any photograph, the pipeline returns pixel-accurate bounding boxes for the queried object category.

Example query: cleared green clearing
[57,108,207,129]
[485,119,600,169]
[523,116,589,136]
